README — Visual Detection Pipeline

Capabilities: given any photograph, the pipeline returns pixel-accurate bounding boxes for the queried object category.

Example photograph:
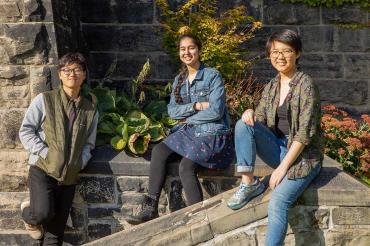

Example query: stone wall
[78,0,369,114]
[0,0,60,194]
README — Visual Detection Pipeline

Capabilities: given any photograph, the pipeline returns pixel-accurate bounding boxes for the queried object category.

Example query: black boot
[125,195,159,225]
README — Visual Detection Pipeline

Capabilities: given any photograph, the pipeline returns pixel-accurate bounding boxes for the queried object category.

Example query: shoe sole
[227,184,265,210]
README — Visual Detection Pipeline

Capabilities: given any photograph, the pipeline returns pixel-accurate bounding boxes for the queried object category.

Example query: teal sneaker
[227,179,265,210]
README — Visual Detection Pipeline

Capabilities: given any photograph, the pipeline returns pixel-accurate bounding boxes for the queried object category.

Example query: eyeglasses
[61,67,84,76]
[270,49,294,58]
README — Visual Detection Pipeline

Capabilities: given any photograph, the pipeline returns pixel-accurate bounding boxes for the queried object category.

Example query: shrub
[321,105,370,184]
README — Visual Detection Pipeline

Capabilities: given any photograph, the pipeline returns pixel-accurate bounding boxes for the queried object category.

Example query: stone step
[83,167,370,246]
[84,145,340,177]
[0,230,38,246]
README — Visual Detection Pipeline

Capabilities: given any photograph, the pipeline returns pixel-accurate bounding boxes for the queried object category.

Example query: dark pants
[22,165,76,246]
[149,142,203,205]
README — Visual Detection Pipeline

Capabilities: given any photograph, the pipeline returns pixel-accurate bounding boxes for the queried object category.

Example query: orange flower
[338,148,346,155]
[361,114,370,125]
[344,137,363,151]
[325,133,336,140]
[359,132,370,148]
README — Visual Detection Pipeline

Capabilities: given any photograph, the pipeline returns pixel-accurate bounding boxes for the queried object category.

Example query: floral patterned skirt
[163,125,234,169]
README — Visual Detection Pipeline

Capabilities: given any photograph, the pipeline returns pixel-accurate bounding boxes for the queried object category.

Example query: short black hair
[265,29,302,57]
[58,52,87,71]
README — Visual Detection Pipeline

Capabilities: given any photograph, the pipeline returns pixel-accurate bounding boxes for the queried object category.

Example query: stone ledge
[84,145,340,178]
[83,167,370,246]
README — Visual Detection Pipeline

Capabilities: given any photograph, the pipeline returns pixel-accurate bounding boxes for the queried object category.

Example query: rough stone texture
[0,0,23,23]
[78,176,115,204]
[0,110,25,149]
[300,54,343,79]
[322,5,368,25]
[299,26,335,52]
[0,84,29,108]
[24,0,53,22]
[29,65,59,99]
[344,54,370,79]
[116,176,149,192]
[332,207,370,225]
[0,65,29,86]
[0,23,58,65]
[325,230,370,246]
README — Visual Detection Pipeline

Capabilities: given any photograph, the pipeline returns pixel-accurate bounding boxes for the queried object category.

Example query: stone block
[79,0,154,24]
[115,53,157,79]
[64,230,88,246]
[212,230,257,246]
[29,65,59,99]
[322,5,368,25]
[325,229,370,246]
[332,207,370,225]
[316,79,368,106]
[116,176,148,192]
[24,0,53,22]
[81,25,163,52]
[344,54,370,79]
[0,23,58,65]
[300,54,343,79]
[0,209,23,230]
[155,53,177,80]
[292,229,325,246]
[0,0,23,23]
[87,53,117,80]
[217,0,262,20]
[0,110,26,149]
[0,84,29,108]
[88,223,112,241]
[263,0,319,25]
[288,206,330,230]
[0,230,37,246]
[88,207,121,219]
[0,65,29,86]
[336,27,369,52]
[120,193,145,206]
[0,192,28,209]
[78,176,115,204]
[299,26,335,52]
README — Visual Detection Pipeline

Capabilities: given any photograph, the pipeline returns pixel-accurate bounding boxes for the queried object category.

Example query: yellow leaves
[178,26,192,35]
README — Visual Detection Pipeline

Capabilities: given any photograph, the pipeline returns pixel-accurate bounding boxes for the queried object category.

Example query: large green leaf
[97,121,116,135]
[92,87,116,113]
[145,122,166,142]
[128,133,151,155]
[161,116,178,127]
[115,123,129,141]
[111,135,127,150]
[126,111,151,134]
[144,100,168,121]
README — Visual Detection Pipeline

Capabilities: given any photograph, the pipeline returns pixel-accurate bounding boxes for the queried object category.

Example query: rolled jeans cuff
[236,165,254,173]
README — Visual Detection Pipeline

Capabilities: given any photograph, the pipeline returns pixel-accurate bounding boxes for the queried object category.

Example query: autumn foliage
[321,105,370,184]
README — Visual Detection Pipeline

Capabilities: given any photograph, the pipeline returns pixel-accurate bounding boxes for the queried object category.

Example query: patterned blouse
[255,71,324,179]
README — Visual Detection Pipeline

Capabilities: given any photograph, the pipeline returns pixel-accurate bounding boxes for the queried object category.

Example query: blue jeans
[234,120,321,245]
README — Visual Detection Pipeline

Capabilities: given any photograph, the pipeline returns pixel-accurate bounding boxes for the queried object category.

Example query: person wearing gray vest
[19,52,99,244]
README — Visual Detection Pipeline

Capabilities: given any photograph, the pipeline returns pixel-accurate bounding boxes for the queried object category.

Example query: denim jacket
[167,65,231,137]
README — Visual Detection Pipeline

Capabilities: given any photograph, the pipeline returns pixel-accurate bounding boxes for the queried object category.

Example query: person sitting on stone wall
[19,52,99,244]
[126,32,234,224]
[227,29,323,246]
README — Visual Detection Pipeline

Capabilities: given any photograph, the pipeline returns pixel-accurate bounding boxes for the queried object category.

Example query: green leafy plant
[322,105,370,184]
[91,60,175,155]
[156,0,262,81]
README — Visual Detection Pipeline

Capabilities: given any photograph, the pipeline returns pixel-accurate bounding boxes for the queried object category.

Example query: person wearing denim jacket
[227,29,323,246]
[126,33,234,225]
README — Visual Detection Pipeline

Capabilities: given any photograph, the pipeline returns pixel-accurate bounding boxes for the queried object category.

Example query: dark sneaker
[21,201,44,240]
[125,195,159,225]
[227,179,265,210]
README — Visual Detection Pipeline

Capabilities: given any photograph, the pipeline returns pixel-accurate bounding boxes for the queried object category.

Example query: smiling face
[269,41,299,75]
[179,37,201,67]
[58,63,86,92]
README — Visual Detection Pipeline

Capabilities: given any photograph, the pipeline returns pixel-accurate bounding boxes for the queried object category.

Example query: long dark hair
[174,34,202,104]
[265,29,302,67]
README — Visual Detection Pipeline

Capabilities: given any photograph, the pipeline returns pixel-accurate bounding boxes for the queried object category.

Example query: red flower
[361,114,370,126]
[338,148,346,155]
[344,137,363,152]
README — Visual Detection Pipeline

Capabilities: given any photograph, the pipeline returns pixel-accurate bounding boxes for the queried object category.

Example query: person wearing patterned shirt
[227,29,323,246]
